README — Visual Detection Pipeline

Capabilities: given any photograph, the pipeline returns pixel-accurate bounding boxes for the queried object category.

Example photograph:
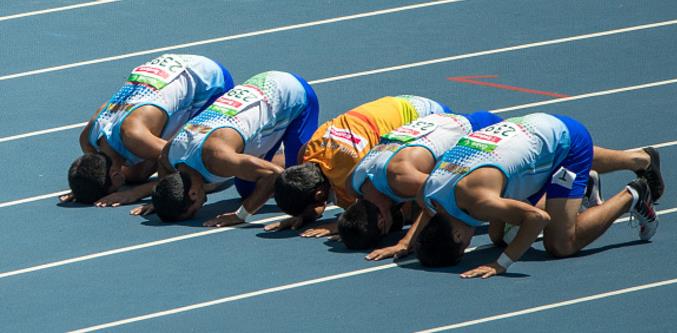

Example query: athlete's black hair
[68,152,113,204]
[274,163,328,216]
[338,200,405,250]
[414,213,465,267]
[338,199,382,249]
[152,171,194,222]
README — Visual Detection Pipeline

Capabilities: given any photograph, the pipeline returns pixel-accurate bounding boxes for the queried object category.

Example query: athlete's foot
[635,147,664,202]
[626,178,658,241]
[580,170,603,212]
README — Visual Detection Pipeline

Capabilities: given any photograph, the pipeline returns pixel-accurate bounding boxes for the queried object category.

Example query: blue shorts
[235,73,320,199]
[465,110,503,131]
[542,115,593,201]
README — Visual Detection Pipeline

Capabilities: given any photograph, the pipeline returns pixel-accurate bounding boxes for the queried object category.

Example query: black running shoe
[635,147,664,201]
[626,178,658,241]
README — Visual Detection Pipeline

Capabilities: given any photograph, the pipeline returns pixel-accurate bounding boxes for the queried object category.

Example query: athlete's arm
[366,210,425,261]
[129,143,174,215]
[120,106,168,160]
[460,195,550,279]
[79,103,107,154]
[203,153,284,227]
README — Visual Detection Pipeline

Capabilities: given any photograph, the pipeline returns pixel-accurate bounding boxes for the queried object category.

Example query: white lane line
[0,206,338,279]
[0,190,70,208]
[491,78,677,113]
[68,208,677,332]
[0,0,120,22]
[416,278,677,332]
[0,0,464,82]
[0,122,87,143]
[2,19,677,145]
[66,244,486,333]
[307,19,677,85]
[2,75,676,145]
[1,134,676,210]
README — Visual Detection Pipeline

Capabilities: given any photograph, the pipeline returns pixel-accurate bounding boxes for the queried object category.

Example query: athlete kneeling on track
[269,95,452,236]
[414,113,664,279]
[62,54,234,206]
[339,110,502,256]
[135,71,319,224]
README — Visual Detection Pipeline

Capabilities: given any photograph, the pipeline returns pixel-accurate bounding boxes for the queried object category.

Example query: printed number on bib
[382,121,437,143]
[551,166,576,189]
[458,122,520,153]
[207,85,265,117]
[128,54,187,90]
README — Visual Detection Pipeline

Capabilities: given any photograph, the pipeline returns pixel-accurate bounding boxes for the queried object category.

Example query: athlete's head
[274,163,329,218]
[67,152,124,204]
[338,199,405,249]
[152,170,206,222]
[414,206,474,267]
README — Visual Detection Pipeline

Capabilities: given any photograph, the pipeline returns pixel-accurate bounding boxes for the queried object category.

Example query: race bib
[382,120,438,143]
[551,166,577,189]
[207,85,265,117]
[128,54,187,90]
[458,122,520,152]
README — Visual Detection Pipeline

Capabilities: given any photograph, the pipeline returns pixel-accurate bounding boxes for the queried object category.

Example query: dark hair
[68,153,112,204]
[338,199,382,249]
[414,214,465,267]
[152,171,194,222]
[274,163,328,216]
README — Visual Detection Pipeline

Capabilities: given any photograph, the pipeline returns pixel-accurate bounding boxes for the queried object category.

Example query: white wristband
[496,252,514,270]
[235,205,251,221]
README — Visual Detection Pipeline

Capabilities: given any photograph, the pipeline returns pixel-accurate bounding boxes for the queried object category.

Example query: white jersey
[88,54,232,165]
[167,71,310,183]
[351,113,473,202]
[423,113,571,226]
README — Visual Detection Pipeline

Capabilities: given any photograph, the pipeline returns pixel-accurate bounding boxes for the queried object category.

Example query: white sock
[625,185,639,211]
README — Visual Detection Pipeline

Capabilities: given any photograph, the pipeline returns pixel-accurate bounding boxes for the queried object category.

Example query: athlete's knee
[544,238,578,258]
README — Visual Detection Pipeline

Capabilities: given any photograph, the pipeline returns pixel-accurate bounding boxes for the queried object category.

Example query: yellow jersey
[303,95,448,207]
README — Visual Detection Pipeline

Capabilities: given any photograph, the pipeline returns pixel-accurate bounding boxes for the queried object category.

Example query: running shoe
[627,178,658,241]
[635,147,664,202]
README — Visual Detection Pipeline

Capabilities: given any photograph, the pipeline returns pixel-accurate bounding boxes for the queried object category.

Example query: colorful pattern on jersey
[350,111,503,203]
[168,71,311,183]
[423,113,571,226]
[88,54,232,165]
[303,95,449,208]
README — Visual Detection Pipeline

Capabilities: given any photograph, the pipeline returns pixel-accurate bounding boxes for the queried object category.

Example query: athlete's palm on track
[130,204,154,216]
[95,191,139,207]
[264,216,304,232]
[203,212,244,228]
[460,262,505,279]
[59,192,75,203]
[366,242,410,261]
[300,222,337,238]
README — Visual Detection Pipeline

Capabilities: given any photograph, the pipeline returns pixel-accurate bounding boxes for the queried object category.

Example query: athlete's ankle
[625,185,639,210]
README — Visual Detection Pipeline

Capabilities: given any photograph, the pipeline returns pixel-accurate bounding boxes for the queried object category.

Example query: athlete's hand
[300,222,337,238]
[203,212,245,228]
[365,242,410,261]
[130,204,154,216]
[95,191,139,207]
[460,262,505,279]
[59,192,75,203]
[264,216,305,232]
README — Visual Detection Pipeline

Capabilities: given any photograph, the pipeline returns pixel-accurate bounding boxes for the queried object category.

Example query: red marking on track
[448,75,569,98]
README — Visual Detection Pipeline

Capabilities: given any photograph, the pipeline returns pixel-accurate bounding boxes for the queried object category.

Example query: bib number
[458,122,520,152]
[207,85,265,117]
[128,54,187,90]
[382,120,437,143]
